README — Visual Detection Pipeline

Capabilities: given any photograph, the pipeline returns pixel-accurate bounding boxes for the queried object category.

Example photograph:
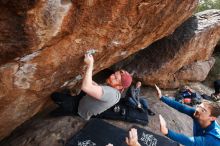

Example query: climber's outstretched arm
[81,54,103,100]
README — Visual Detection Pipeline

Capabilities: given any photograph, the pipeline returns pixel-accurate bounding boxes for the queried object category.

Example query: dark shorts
[50,91,86,116]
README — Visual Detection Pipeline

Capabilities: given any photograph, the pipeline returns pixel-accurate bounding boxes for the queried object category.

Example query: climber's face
[136,81,142,88]
[106,71,123,90]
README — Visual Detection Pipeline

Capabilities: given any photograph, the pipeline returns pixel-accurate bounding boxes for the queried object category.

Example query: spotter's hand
[155,84,162,99]
[159,114,168,135]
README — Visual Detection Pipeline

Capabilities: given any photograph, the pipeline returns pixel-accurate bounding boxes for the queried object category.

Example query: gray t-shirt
[78,85,121,120]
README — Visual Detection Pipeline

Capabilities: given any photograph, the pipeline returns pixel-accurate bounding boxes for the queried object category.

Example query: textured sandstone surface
[114,10,220,89]
[0,0,198,139]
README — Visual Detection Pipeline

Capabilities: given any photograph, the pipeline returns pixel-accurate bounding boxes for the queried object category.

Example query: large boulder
[114,10,220,88]
[175,57,215,82]
[0,0,198,140]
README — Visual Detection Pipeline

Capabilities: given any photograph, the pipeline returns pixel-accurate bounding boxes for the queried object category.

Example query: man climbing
[155,85,220,146]
[126,81,155,115]
[51,53,132,120]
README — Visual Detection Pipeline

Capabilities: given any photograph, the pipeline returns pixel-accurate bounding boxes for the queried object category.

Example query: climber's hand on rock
[84,53,94,66]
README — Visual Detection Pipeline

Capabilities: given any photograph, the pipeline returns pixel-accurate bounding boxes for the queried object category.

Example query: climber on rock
[51,53,132,120]
[155,85,220,146]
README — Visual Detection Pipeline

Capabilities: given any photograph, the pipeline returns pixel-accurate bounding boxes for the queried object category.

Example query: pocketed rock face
[0,0,198,140]
[115,10,220,89]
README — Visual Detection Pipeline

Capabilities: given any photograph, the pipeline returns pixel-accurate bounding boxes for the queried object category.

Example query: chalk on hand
[86,49,96,55]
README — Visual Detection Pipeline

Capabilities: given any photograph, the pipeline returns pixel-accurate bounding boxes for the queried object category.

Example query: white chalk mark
[78,140,96,146]
[20,51,40,62]
[140,132,158,146]
[14,63,37,89]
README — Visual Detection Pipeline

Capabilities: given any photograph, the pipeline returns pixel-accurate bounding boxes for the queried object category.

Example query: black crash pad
[65,119,179,146]
[95,101,149,125]
[134,126,179,146]
[65,119,127,146]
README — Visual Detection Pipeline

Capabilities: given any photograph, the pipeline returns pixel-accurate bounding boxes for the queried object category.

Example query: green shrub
[197,0,220,12]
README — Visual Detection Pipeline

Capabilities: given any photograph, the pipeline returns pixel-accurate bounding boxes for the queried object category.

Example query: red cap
[121,72,132,88]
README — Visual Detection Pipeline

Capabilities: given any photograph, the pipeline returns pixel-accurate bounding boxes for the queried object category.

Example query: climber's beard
[106,75,120,88]
[106,76,123,92]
